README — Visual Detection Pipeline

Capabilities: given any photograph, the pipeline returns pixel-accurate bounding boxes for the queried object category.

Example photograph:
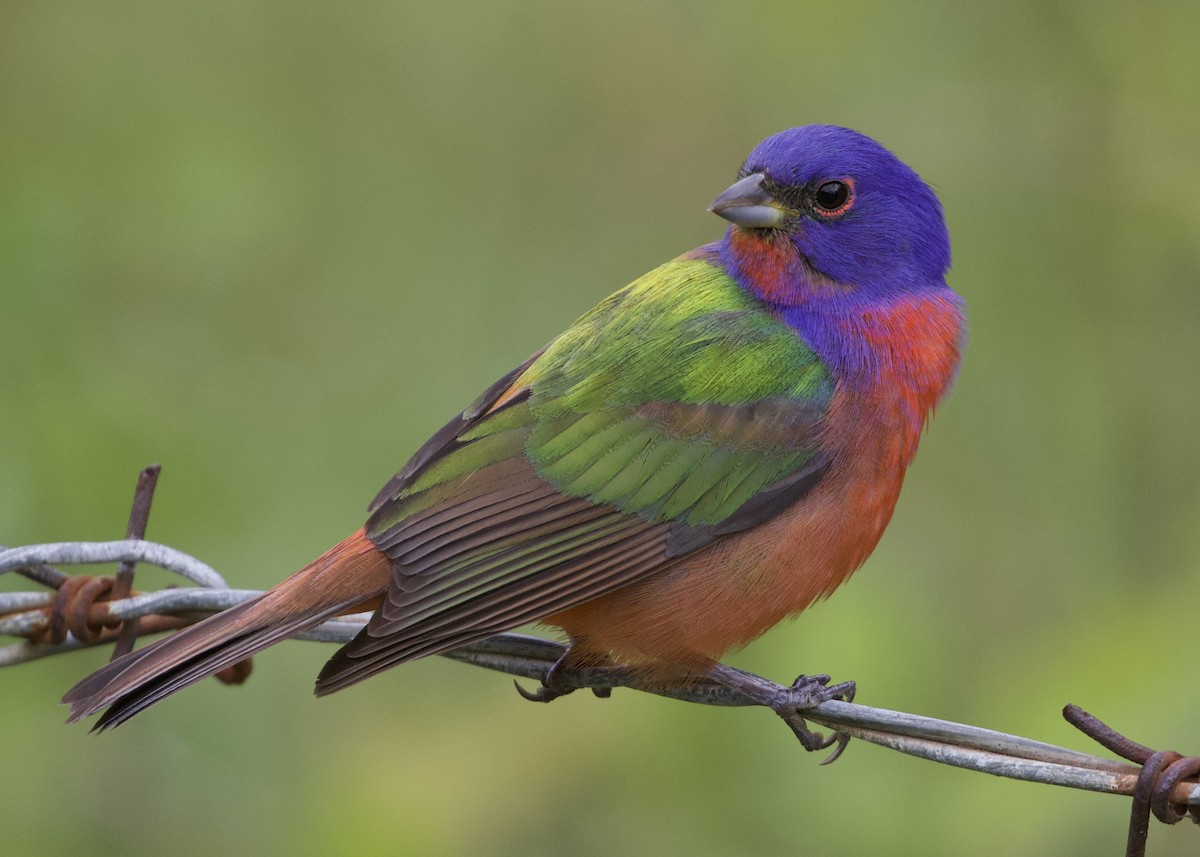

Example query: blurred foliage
[3,1,1199,855]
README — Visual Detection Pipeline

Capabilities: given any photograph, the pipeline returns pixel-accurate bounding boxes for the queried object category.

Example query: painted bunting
[64,125,964,729]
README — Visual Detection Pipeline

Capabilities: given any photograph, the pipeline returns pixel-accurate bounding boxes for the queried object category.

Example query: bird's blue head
[711,125,951,305]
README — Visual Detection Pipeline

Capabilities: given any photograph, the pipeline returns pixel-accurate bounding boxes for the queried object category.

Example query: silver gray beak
[708,173,786,229]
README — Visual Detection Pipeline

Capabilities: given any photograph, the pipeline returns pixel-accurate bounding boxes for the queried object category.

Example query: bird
[63,124,965,730]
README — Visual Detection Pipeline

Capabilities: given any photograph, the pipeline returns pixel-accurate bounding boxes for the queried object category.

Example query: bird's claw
[514,679,611,702]
[769,674,856,763]
[513,648,621,703]
[513,678,573,703]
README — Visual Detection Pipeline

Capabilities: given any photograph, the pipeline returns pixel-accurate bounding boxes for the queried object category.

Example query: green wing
[315,252,834,692]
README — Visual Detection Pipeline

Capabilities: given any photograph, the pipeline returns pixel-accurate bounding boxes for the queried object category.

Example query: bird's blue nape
[733,125,951,294]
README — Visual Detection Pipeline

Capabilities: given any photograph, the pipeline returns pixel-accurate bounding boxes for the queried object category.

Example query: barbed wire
[2,467,1197,857]
[3,541,1197,802]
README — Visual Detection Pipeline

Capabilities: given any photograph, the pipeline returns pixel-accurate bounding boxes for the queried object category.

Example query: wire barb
[1065,704,1200,857]
[110,464,161,659]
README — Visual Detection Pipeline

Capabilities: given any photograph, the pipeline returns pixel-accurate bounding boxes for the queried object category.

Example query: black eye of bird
[812,179,855,218]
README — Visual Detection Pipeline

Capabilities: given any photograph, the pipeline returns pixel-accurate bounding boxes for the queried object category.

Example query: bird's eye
[812,179,855,218]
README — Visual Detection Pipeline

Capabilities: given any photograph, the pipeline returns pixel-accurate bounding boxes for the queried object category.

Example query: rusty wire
[3,466,1199,856]
[109,464,160,659]
[1065,704,1200,856]
[0,467,251,685]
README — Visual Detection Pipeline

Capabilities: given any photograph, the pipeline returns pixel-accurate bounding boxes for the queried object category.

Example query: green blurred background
[3,2,1199,855]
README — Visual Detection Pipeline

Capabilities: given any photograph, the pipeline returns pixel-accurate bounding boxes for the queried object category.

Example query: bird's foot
[513,674,573,703]
[770,674,856,762]
[513,650,617,703]
[706,664,856,762]
[766,673,856,711]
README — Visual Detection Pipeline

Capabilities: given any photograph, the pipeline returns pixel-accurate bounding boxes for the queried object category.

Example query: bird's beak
[708,173,786,229]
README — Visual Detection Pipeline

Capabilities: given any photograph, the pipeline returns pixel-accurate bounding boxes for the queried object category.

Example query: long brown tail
[62,529,391,730]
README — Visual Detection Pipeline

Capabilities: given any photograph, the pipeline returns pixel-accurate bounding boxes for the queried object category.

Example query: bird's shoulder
[520,246,833,408]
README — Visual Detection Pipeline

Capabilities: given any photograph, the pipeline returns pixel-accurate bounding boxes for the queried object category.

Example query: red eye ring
[812,177,856,218]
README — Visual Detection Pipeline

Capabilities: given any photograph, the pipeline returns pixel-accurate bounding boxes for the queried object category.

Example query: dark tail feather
[66,598,357,730]
[62,529,391,729]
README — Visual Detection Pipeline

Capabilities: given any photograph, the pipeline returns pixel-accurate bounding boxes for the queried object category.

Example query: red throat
[723,227,843,305]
